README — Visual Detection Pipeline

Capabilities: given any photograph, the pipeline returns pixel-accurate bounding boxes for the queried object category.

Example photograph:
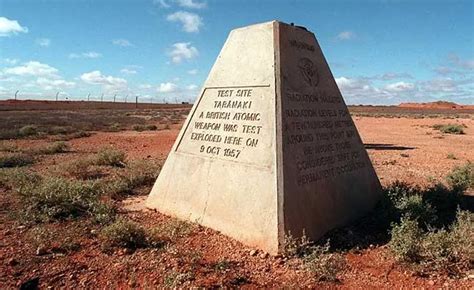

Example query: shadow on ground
[365,143,416,151]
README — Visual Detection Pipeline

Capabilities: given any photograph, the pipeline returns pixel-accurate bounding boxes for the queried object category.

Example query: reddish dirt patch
[1,115,473,288]
[399,101,474,110]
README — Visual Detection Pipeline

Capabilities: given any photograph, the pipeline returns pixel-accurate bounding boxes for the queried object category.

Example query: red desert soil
[399,101,474,110]
[1,115,473,288]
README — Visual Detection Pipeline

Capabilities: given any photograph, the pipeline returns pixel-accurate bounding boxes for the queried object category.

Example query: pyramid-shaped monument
[147,21,381,254]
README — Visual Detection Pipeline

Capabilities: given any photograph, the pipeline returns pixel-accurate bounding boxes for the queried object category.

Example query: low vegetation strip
[0,139,472,285]
[0,153,34,168]
[432,124,466,134]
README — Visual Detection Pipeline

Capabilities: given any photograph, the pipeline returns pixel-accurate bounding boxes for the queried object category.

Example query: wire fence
[1,91,193,105]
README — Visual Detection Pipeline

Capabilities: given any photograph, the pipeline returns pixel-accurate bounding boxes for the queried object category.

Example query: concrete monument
[147,21,381,254]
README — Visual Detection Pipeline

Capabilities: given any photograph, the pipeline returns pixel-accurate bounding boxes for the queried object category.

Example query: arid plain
[0,101,473,288]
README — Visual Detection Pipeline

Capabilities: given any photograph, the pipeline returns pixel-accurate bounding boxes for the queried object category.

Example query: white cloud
[176,0,206,9]
[153,0,170,8]
[139,84,153,89]
[69,51,102,59]
[187,69,198,75]
[336,31,356,41]
[112,39,133,47]
[169,42,198,63]
[37,77,75,90]
[4,58,18,65]
[448,53,474,70]
[335,77,371,91]
[421,78,457,93]
[80,70,127,92]
[335,74,474,105]
[36,38,51,47]
[3,61,58,77]
[186,84,198,90]
[120,68,137,74]
[378,72,413,80]
[433,54,474,76]
[384,81,415,92]
[167,11,203,33]
[0,17,28,37]
[157,82,178,93]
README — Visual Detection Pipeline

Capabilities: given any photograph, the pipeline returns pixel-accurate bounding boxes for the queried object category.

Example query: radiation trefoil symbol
[298,57,319,87]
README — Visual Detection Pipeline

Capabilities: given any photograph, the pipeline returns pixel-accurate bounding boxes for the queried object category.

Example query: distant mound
[399,101,473,110]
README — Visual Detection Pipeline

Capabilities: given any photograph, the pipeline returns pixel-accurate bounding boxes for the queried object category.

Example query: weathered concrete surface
[147,22,279,253]
[276,23,381,243]
[147,21,381,254]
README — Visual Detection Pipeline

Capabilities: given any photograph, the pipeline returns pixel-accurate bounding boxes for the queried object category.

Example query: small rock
[259,253,269,259]
[468,274,474,279]
[90,229,97,235]
[8,258,18,266]
[428,280,435,286]
[249,249,257,256]
[36,246,47,256]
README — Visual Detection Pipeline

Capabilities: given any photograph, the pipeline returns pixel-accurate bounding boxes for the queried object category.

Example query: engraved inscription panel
[282,37,369,188]
[176,85,274,167]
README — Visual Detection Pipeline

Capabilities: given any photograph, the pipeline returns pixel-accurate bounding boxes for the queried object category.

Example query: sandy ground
[355,117,473,188]
[1,115,473,288]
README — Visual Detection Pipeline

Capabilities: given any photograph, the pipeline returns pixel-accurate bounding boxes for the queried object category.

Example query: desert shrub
[146,124,158,131]
[422,183,462,228]
[389,217,422,263]
[449,210,474,268]
[213,260,231,272]
[395,194,436,226]
[420,228,454,272]
[19,125,38,137]
[69,130,91,139]
[284,231,313,257]
[29,226,82,254]
[106,160,160,198]
[62,158,102,180]
[101,218,147,249]
[0,168,40,190]
[52,130,91,141]
[0,129,22,140]
[385,181,437,227]
[0,153,34,168]
[304,241,346,282]
[125,160,160,186]
[48,126,74,135]
[164,271,194,287]
[132,124,146,132]
[0,142,18,152]
[154,218,192,240]
[90,202,116,225]
[446,162,474,192]
[95,147,126,167]
[325,178,467,253]
[432,124,465,134]
[108,123,121,132]
[38,141,69,154]
[19,176,105,222]
[390,209,473,276]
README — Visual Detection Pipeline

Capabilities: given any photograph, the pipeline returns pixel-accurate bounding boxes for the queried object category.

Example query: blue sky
[0,0,472,104]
